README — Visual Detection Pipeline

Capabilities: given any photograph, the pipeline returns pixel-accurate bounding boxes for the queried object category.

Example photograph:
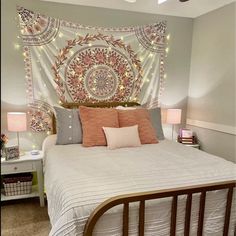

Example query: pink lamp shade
[166,109,182,124]
[7,112,27,132]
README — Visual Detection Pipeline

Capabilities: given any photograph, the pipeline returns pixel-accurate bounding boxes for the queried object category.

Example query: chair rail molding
[186,119,236,135]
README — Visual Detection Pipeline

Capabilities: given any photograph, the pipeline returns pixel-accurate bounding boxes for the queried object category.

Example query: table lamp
[166,109,182,140]
[7,112,27,154]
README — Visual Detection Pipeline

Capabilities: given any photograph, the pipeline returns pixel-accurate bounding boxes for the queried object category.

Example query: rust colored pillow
[118,109,158,144]
[79,106,119,147]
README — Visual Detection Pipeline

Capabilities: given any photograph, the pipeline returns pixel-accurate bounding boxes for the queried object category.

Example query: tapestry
[17,7,167,132]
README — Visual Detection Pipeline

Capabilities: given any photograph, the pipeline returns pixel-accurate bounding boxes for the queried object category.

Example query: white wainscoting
[186,119,236,135]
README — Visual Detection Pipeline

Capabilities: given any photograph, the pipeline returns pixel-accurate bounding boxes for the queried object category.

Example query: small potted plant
[1,134,9,158]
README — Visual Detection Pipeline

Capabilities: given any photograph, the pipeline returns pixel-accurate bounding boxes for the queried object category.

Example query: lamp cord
[17,131,20,150]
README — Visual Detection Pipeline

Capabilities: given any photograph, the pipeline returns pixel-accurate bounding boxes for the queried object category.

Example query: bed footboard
[83,180,236,236]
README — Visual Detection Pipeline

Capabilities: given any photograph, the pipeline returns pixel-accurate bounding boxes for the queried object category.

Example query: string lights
[17,9,51,141]
[15,10,169,142]
[14,43,20,49]
[58,32,63,38]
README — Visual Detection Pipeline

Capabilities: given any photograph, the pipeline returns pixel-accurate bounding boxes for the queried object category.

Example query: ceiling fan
[124,0,190,3]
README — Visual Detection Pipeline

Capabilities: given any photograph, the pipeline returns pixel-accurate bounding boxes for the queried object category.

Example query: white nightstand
[183,143,200,149]
[1,151,45,207]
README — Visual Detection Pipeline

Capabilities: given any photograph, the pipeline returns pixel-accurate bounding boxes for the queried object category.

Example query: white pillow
[103,125,141,149]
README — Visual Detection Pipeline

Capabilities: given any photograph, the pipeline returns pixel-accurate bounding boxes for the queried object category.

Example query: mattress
[44,138,236,236]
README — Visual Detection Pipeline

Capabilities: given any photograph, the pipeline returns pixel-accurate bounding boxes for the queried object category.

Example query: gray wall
[1,0,193,149]
[187,3,236,162]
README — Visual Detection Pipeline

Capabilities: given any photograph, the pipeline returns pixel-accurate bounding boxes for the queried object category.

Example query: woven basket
[3,173,33,196]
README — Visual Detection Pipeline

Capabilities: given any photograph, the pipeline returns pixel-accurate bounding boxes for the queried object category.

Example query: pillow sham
[54,106,82,145]
[148,108,165,140]
[117,106,165,140]
[118,109,158,144]
[79,106,119,147]
[103,125,141,149]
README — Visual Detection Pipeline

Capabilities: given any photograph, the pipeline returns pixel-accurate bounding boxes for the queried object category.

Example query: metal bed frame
[84,180,235,236]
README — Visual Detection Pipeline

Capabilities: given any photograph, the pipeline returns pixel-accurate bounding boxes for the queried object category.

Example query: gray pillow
[54,106,82,145]
[148,108,165,140]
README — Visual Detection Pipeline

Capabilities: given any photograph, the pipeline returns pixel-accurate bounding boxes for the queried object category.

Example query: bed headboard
[52,101,140,134]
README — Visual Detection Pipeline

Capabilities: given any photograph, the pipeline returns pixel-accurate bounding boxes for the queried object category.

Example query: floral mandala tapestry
[17,7,167,132]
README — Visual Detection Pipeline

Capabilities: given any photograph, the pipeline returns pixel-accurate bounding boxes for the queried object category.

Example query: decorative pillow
[54,106,82,145]
[79,106,119,147]
[103,125,141,149]
[148,108,165,140]
[117,106,164,140]
[118,109,158,144]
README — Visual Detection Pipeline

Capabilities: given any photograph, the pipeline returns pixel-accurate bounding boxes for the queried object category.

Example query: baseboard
[186,119,236,135]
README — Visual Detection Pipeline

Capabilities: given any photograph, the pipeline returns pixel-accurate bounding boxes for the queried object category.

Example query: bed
[43,103,236,236]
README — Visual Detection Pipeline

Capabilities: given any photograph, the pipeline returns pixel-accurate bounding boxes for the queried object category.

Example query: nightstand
[1,151,45,207]
[182,143,200,149]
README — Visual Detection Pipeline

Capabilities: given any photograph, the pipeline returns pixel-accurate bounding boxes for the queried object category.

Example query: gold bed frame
[51,102,236,236]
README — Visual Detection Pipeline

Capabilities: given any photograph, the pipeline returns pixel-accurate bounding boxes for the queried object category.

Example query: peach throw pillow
[79,106,119,147]
[103,125,141,149]
[118,109,158,144]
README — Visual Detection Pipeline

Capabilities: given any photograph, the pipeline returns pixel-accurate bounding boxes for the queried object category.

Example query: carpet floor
[1,198,51,236]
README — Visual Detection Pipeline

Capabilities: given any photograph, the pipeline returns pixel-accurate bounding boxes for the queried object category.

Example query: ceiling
[41,0,235,18]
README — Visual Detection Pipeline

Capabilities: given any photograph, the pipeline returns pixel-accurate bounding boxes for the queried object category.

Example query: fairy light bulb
[14,43,20,50]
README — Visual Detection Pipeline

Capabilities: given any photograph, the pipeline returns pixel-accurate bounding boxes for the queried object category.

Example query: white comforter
[44,139,236,236]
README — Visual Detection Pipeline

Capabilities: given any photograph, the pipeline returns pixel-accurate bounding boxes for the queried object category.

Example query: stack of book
[178,135,197,144]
